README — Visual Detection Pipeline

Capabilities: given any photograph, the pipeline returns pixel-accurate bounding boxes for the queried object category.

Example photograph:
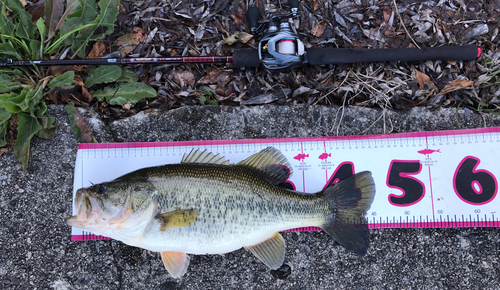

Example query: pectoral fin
[156,209,199,231]
[160,251,190,278]
[245,232,285,270]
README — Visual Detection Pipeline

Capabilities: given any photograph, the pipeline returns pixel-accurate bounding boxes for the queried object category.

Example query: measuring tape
[71,127,500,241]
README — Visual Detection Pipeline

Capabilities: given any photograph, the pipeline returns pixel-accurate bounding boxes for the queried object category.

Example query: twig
[362,110,385,133]
[336,93,347,136]
[392,0,420,49]
[313,69,352,105]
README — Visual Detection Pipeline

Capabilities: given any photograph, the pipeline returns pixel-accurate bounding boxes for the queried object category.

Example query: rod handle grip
[233,50,260,68]
[306,45,481,65]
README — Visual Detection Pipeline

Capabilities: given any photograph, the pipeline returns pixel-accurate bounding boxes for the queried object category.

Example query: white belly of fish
[124,216,321,254]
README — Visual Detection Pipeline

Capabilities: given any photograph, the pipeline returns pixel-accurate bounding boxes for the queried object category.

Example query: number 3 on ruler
[386,156,498,207]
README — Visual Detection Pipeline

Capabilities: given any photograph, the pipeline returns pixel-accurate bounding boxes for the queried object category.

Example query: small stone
[291,233,299,241]
[270,264,292,280]
[156,281,182,290]
[62,163,72,170]
[460,237,470,249]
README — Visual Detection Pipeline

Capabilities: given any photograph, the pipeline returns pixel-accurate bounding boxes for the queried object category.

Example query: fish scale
[140,164,328,254]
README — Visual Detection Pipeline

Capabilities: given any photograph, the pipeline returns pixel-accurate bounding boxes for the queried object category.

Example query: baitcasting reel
[246,0,305,70]
[230,0,480,70]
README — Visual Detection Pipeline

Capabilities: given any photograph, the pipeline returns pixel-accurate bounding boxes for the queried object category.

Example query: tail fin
[321,171,376,256]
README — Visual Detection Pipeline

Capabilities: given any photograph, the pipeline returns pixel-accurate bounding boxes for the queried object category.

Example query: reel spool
[258,23,305,69]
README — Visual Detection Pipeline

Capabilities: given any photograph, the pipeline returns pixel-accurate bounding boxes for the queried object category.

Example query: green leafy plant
[0,0,157,170]
[198,88,218,106]
[84,65,156,105]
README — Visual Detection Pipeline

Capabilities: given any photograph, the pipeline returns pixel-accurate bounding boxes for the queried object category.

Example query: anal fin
[245,232,285,270]
[160,251,190,278]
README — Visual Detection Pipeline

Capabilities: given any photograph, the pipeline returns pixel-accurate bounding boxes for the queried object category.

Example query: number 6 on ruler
[453,156,498,205]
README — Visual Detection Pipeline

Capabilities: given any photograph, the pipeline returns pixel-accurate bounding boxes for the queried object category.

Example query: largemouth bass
[66,147,375,278]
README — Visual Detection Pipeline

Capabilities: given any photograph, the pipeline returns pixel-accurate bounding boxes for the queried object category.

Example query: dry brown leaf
[118,2,127,13]
[6,114,18,146]
[383,6,392,23]
[73,75,84,86]
[18,0,27,6]
[49,65,73,76]
[198,69,231,85]
[87,40,106,59]
[172,71,195,88]
[78,86,93,106]
[113,30,144,56]
[313,0,322,11]
[133,27,147,42]
[68,104,96,143]
[439,79,474,95]
[415,70,433,90]
[230,11,245,25]
[0,148,11,159]
[48,85,92,106]
[224,32,253,45]
[30,4,44,23]
[311,21,327,37]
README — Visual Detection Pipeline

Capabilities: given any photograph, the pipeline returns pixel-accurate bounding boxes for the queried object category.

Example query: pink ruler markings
[78,127,500,150]
[72,127,500,241]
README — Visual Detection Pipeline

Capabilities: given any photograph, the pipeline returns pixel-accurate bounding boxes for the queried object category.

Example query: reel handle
[247,7,260,33]
[289,0,298,11]
[306,45,481,65]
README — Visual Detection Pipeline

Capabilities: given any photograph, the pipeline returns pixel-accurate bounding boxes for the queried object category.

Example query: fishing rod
[0,0,481,69]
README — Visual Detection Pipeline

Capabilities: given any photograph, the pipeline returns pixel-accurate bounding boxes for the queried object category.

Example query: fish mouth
[66,188,103,227]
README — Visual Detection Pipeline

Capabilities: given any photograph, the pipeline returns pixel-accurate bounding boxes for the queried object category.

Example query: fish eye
[97,184,107,194]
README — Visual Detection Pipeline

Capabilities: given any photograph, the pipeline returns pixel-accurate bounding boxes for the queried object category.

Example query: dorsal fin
[238,147,292,184]
[181,149,231,165]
